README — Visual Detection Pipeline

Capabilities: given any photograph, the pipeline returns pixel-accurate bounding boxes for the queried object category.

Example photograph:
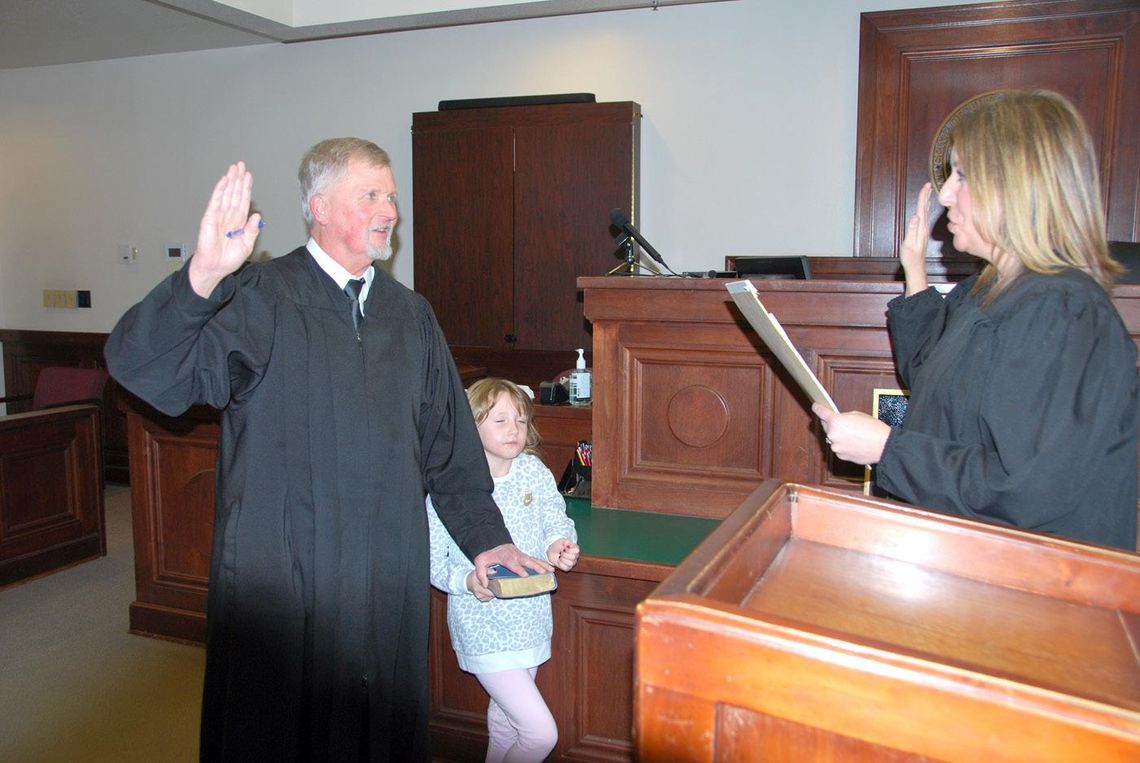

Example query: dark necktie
[344,278,365,337]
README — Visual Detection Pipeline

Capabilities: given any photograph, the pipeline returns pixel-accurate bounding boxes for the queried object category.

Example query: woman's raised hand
[900,182,933,296]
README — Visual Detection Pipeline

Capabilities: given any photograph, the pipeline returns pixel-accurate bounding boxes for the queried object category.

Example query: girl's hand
[547,538,580,572]
[465,570,494,602]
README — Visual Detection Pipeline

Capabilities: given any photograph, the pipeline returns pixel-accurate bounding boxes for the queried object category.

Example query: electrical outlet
[77,290,91,308]
[119,244,138,263]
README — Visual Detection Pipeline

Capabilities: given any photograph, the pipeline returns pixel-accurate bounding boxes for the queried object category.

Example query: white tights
[476,666,558,763]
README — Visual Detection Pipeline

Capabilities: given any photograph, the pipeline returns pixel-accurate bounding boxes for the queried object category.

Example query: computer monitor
[732,256,812,280]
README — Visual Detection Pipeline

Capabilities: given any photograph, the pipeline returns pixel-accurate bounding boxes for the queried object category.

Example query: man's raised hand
[189,162,262,298]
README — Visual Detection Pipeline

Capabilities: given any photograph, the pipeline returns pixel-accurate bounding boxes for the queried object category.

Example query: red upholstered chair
[0,365,108,411]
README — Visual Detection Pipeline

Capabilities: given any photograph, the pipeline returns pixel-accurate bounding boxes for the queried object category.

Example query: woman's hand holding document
[728,281,894,465]
[725,280,838,412]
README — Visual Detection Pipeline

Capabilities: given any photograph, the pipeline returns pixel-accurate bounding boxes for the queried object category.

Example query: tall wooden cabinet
[412,100,640,385]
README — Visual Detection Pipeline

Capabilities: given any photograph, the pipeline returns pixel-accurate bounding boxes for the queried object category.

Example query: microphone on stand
[609,208,671,271]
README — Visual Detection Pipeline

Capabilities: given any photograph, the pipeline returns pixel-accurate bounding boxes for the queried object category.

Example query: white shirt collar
[306,238,374,304]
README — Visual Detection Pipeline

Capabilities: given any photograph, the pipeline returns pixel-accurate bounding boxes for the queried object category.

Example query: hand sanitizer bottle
[568,348,591,407]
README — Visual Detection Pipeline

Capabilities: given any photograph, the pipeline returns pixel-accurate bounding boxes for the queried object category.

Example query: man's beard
[368,237,393,262]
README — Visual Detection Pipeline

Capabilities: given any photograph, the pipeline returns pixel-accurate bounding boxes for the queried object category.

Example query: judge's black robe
[105,248,512,760]
[879,270,1138,551]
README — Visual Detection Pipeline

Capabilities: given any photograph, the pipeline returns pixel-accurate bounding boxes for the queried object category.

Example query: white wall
[0,0,987,336]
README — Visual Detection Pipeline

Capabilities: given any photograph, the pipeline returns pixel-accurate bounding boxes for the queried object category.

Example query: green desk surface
[564,498,720,566]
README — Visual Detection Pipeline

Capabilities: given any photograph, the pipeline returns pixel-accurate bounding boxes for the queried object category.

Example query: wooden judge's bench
[573,274,1140,761]
[579,274,1140,537]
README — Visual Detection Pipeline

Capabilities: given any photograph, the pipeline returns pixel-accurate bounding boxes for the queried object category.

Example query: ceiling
[0,0,727,70]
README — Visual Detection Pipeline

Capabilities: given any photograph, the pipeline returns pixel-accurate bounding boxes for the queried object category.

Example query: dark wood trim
[121,398,218,643]
[726,255,983,282]
[0,404,106,587]
[855,0,1140,257]
[413,100,641,131]
[128,601,207,646]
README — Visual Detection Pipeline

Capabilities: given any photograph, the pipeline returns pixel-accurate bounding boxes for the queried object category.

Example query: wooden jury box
[635,481,1140,762]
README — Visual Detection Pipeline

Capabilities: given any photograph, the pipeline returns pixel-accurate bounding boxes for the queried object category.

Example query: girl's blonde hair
[950,90,1121,300]
[466,378,541,456]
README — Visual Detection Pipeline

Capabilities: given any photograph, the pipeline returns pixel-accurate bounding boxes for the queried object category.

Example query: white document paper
[726,280,839,412]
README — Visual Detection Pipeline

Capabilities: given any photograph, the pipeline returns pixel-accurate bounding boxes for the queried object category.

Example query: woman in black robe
[815,90,1138,552]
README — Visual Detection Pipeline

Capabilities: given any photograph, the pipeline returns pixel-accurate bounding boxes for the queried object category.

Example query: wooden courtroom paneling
[0,405,105,587]
[448,347,596,396]
[732,255,981,283]
[580,276,1140,545]
[635,481,1140,761]
[123,397,218,644]
[581,277,910,518]
[854,0,1140,257]
[532,404,592,482]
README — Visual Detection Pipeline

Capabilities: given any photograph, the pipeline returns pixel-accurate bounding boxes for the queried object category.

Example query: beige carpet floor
[0,485,205,762]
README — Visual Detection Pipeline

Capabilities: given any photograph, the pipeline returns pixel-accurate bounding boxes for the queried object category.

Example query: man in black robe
[105,139,550,761]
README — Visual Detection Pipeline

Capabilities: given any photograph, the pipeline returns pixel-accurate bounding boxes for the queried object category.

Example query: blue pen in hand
[225,219,266,239]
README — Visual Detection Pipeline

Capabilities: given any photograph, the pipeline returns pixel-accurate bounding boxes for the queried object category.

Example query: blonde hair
[466,378,541,456]
[299,138,391,230]
[949,90,1121,299]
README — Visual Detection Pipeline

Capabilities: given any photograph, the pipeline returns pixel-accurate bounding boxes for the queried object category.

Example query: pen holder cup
[558,458,592,499]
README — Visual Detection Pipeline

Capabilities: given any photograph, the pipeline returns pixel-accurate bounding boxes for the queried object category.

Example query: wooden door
[513,116,637,351]
[412,124,515,349]
[413,102,640,366]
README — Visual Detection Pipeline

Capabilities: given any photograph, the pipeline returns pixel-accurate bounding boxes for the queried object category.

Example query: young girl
[427,378,580,762]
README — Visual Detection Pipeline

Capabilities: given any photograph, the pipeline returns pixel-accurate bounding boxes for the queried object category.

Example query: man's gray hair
[299,138,391,230]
